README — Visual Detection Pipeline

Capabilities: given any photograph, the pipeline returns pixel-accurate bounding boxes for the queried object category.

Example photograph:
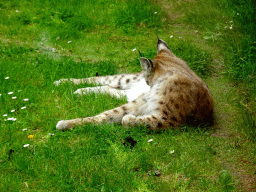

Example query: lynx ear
[157,39,171,53]
[140,57,153,74]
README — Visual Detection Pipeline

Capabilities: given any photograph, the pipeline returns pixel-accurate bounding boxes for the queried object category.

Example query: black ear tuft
[138,50,143,57]
[157,39,171,53]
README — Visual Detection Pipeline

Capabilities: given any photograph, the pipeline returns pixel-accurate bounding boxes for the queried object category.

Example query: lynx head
[140,39,173,86]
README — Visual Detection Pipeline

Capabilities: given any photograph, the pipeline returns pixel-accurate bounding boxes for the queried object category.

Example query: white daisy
[23,144,30,148]
[7,117,17,121]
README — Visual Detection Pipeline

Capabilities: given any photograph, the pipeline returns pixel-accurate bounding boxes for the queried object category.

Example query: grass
[0,0,255,191]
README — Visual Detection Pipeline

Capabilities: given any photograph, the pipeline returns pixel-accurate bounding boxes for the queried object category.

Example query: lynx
[55,39,214,131]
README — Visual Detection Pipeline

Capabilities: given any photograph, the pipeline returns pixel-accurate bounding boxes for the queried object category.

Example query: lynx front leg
[74,86,128,99]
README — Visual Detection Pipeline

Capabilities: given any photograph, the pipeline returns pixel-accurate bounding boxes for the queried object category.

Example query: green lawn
[0,0,255,191]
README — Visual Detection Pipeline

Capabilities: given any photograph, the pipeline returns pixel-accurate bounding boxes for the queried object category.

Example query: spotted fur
[55,39,214,131]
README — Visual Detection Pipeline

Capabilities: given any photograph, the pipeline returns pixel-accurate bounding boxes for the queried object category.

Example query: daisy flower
[7,117,17,121]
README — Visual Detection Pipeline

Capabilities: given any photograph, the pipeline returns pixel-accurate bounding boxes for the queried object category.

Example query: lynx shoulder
[55,39,214,131]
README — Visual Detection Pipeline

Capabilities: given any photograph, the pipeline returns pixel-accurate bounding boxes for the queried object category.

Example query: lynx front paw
[54,79,68,86]
[56,120,75,131]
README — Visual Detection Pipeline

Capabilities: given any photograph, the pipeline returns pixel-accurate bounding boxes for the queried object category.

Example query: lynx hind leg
[121,115,159,130]
[122,114,179,130]
[54,72,145,88]
[87,72,145,90]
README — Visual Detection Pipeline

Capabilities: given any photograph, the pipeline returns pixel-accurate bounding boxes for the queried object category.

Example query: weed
[218,170,235,191]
